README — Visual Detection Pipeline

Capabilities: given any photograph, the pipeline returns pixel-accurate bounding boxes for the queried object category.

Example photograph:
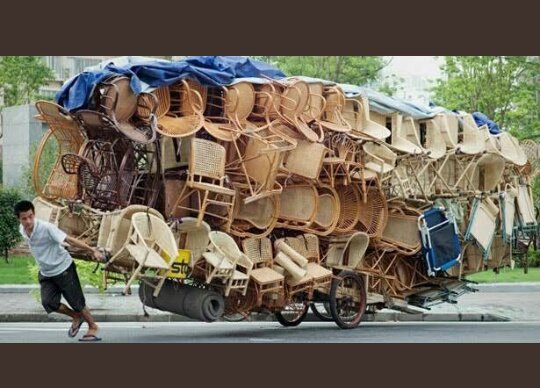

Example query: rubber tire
[330,271,367,329]
[310,302,333,322]
[275,303,309,327]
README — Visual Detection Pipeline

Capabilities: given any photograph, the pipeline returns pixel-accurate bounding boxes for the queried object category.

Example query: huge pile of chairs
[31,70,538,314]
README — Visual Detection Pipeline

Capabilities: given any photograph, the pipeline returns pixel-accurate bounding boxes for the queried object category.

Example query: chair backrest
[138,86,170,119]
[342,232,370,269]
[279,80,310,121]
[189,138,227,180]
[208,231,243,264]
[224,82,255,121]
[107,205,164,255]
[242,237,273,267]
[173,217,211,268]
[131,212,178,261]
[302,81,325,122]
[98,76,138,122]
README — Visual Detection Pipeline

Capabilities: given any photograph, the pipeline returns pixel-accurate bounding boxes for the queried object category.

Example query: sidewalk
[1,283,539,323]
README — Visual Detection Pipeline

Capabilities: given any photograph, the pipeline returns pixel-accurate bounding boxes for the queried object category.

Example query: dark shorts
[39,262,86,314]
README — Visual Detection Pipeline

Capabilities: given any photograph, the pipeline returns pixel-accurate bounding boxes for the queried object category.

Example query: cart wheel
[330,270,367,329]
[310,302,333,322]
[275,300,309,327]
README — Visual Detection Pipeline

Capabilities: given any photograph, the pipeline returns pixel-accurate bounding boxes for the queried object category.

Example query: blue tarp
[55,56,286,112]
[472,111,502,134]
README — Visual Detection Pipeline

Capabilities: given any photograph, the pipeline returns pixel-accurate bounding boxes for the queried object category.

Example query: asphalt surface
[1,321,540,343]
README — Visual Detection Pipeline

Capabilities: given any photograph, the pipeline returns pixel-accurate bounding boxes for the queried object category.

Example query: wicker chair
[306,184,341,236]
[362,142,397,182]
[116,212,178,296]
[170,138,236,231]
[93,76,158,144]
[156,80,206,138]
[321,134,359,187]
[389,114,425,155]
[170,217,211,270]
[202,231,253,296]
[203,81,255,142]
[33,101,86,202]
[276,79,323,142]
[334,183,362,234]
[350,96,391,140]
[275,181,319,231]
[378,203,422,256]
[102,206,164,290]
[242,237,285,308]
[325,232,370,270]
[281,139,328,180]
[231,193,280,238]
[357,182,388,238]
[318,86,351,133]
[457,114,486,155]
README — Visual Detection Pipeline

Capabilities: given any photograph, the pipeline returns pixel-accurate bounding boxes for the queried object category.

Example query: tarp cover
[55,56,286,111]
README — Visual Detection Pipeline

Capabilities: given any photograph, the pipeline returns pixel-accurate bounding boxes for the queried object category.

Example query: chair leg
[153,276,167,297]
[197,190,210,226]
[124,261,145,295]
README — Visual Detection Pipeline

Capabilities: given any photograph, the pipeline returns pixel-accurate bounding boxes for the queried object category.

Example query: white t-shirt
[19,219,73,277]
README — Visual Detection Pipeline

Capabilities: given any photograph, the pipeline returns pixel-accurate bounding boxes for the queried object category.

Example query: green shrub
[0,187,23,262]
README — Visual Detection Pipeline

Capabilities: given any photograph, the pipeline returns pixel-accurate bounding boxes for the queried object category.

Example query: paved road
[1,321,540,343]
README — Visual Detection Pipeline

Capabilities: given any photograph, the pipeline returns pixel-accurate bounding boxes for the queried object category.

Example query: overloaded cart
[30,56,538,329]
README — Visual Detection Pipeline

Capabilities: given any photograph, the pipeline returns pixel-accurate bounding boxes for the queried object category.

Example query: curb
[0,312,510,323]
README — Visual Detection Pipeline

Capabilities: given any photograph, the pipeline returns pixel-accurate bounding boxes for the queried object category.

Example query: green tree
[0,187,23,262]
[255,56,388,86]
[0,56,54,108]
[432,56,540,138]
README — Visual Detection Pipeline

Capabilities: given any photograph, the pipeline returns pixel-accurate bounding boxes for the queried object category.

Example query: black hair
[14,200,35,217]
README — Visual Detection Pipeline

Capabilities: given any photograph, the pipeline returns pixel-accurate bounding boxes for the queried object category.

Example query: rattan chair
[114,212,178,296]
[203,81,255,142]
[241,237,285,308]
[321,134,359,187]
[231,193,280,238]
[170,138,236,231]
[357,182,388,238]
[203,231,253,296]
[306,184,341,236]
[334,183,361,234]
[350,96,391,140]
[275,181,319,231]
[281,139,328,180]
[33,101,86,201]
[156,80,206,138]
[318,86,351,133]
[325,232,370,270]
[362,142,397,182]
[389,114,425,155]
[379,203,422,256]
[170,217,211,270]
[276,79,323,142]
[458,114,487,155]
[102,206,164,289]
[94,76,158,144]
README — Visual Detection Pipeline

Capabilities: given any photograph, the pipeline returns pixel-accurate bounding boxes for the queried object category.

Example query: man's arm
[64,235,104,262]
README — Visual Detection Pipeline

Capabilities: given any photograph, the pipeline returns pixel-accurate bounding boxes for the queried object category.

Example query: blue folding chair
[418,207,461,276]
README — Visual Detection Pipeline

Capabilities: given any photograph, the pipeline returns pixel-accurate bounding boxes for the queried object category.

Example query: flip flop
[68,318,85,338]
[78,334,102,342]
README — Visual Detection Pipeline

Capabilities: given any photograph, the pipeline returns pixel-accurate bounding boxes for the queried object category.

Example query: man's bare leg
[56,303,83,331]
[79,307,99,337]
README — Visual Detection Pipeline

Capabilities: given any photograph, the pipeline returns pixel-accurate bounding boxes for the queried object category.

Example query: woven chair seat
[125,244,170,269]
[189,181,236,196]
[158,114,203,138]
[250,267,284,285]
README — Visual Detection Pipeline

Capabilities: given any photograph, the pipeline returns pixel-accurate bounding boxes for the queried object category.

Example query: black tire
[275,301,309,327]
[330,271,367,329]
[310,302,333,322]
